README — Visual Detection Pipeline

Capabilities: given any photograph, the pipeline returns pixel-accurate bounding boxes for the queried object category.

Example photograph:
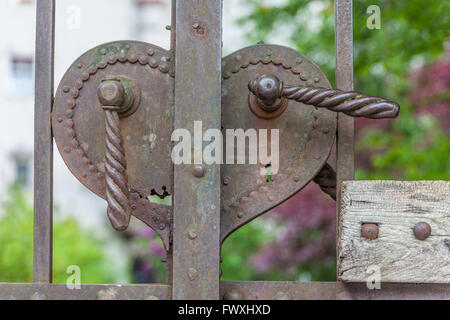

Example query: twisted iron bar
[282,85,399,119]
[248,75,399,119]
[313,163,336,201]
[103,108,130,231]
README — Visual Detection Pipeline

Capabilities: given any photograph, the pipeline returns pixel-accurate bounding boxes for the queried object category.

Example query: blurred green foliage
[0,186,127,283]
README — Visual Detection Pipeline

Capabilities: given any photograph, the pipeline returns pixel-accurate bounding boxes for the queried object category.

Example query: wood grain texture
[338,181,450,283]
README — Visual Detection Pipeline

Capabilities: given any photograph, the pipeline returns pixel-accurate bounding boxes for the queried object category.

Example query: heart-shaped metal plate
[52,41,174,247]
[220,44,337,242]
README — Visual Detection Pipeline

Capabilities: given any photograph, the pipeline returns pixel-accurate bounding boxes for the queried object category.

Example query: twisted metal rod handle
[98,79,132,231]
[248,74,400,119]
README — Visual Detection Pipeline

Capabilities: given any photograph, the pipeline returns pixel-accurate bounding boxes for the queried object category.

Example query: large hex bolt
[98,79,126,111]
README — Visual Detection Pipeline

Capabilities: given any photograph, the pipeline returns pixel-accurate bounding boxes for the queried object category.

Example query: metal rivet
[323,128,330,134]
[237,212,244,219]
[223,289,242,300]
[139,56,149,65]
[273,292,291,300]
[125,44,131,50]
[97,289,117,300]
[57,117,63,123]
[257,40,265,44]
[187,268,198,281]
[62,86,70,93]
[77,63,83,69]
[159,63,169,73]
[128,54,138,63]
[147,48,154,56]
[131,204,137,210]
[159,223,166,230]
[293,176,301,182]
[165,25,172,30]
[223,177,230,185]
[361,223,379,240]
[413,222,431,240]
[30,292,46,300]
[149,58,158,68]
[337,291,353,300]
[100,48,107,55]
[192,164,206,178]
[192,23,199,29]
[268,195,275,202]
[188,229,198,240]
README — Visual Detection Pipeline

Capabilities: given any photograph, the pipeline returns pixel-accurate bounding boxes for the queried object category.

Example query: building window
[11,151,30,187]
[10,55,33,95]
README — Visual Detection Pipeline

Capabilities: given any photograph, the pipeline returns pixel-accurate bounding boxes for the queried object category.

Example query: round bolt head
[30,292,46,300]
[273,292,292,300]
[98,80,125,107]
[361,223,379,240]
[192,164,206,178]
[187,268,198,281]
[188,229,198,240]
[254,74,283,108]
[223,289,242,300]
[413,222,431,240]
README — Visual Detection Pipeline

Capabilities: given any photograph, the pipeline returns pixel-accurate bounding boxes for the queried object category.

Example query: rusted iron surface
[0,283,171,300]
[129,192,170,250]
[172,0,222,299]
[34,0,55,284]
[1,282,447,300]
[220,282,450,300]
[221,281,336,300]
[248,74,400,119]
[52,41,173,246]
[221,44,337,243]
[313,163,336,200]
[335,0,355,265]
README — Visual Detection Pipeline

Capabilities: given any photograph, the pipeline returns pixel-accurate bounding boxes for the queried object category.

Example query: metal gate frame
[0,0,448,300]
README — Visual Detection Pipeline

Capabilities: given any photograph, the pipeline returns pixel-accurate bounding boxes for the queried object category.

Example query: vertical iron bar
[335,0,354,267]
[164,0,177,288]
[33,0,55,283]
[172,0,222,299]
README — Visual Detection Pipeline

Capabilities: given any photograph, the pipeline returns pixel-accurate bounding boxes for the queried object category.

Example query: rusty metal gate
[1,0,448,300]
